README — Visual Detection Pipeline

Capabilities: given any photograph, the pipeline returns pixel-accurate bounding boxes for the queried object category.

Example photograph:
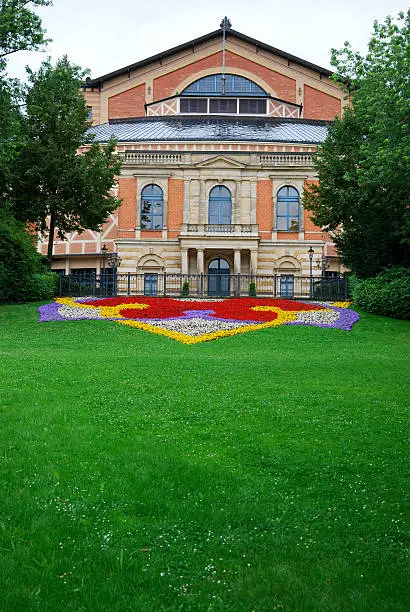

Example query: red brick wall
[108,84,146,119]
[140,230,162,238]
[277,232,298,240]
[168,179,184,230]
[257,180,272,235]
[303,179,323,235]
[303,85,341,120]
[154,51,296,102]
[118,178,137,228]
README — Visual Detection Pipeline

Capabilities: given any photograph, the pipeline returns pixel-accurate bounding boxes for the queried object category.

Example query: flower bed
[38,297,360,344]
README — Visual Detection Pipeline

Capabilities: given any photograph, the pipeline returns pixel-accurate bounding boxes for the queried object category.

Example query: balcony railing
[180,223,259,236]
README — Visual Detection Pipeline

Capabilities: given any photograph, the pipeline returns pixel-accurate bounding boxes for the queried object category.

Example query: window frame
[276,186,300,232]
[208,186,232,225]
[140,184,164,230]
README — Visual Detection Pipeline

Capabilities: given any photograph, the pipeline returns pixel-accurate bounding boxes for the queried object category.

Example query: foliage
[350,267,410,319]
[0,1,52,196]
[248,281,256,297]
[0,304,409,609]
[11,56,122,264]
[28,270,57,299]
[181,280,189,297]
[0,0,51,70]
[0,205,53,302]
[304,11,410,278]
[0,76,21,199]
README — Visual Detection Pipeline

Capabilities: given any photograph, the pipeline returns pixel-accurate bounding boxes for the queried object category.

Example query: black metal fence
[58,273,349,300]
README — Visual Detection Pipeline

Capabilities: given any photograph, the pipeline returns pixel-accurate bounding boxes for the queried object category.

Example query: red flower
[86,297,324,323]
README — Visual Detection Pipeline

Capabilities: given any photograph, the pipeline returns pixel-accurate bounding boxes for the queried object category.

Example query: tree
[0,0,51,68]
[13,56,122,265]
[304,11,410,278]
[0,1,51,202]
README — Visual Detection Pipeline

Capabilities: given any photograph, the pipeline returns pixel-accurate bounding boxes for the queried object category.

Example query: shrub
[248,282,256,297]
[181,281,189,297]
[0,207,53,303]
[29,272,58,300]
[350,267,410,320]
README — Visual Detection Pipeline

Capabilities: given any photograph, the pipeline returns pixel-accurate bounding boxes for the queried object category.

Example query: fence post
[274,274,277,297]
[164,272,167,296]
[200,273,204,297]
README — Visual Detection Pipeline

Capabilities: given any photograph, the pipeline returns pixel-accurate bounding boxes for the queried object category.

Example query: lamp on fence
[308,247,314,298]
[316,254,330,277]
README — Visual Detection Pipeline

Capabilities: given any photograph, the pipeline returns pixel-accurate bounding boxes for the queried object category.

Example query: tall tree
[0,0,51,68]
[304,11,410,278]
[13,57,122,264]
[0,1,51,202]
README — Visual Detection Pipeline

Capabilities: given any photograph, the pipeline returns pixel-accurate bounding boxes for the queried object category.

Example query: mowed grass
[0,303,408,611]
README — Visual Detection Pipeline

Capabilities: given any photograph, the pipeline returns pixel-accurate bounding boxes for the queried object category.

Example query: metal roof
[87,116,329,144]
[85,29,332,88]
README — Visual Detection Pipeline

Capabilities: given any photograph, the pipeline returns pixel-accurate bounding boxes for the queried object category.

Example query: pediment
[194,155,247,169]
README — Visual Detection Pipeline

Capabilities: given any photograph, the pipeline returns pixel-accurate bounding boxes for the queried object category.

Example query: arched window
[141,184,163,230]
[182,74,267,96]
[179,74,268,115]
[277,186,300,231]
[208,186,232,224]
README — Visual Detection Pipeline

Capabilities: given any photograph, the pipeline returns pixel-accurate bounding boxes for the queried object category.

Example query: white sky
[6,0,405,81]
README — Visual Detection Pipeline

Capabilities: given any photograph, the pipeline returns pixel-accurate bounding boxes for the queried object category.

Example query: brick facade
[45,28,345,279]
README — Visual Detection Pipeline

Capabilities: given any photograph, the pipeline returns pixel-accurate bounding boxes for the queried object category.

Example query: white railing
[125,152,183,164]
[180,223,258,236]
[259,153,313,166]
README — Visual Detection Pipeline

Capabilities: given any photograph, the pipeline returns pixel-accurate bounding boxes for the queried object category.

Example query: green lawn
[0,303,408,611]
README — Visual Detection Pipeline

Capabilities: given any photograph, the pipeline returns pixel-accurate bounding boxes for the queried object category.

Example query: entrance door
[280,275,294,298]
[208,259,230,296]
[144,273,158,296]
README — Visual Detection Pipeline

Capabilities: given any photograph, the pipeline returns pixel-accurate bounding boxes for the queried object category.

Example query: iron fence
[58,273,349,300]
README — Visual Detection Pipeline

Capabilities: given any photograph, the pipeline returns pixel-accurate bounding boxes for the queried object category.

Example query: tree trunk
[47,209,56,269]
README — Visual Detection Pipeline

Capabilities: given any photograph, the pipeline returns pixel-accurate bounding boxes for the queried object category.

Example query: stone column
[250,180,257,224]
[234,249,241,274]
[199,179,207,224]
[250,250,258,276]
[183,179,190,224]
[196,248,204,275]
[181,249,189,275]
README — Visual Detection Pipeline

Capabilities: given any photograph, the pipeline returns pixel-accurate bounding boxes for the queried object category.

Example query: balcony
[180,223,259,237]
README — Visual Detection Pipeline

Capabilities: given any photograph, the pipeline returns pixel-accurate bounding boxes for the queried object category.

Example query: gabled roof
[87,115,330,144]
[86,28,333,88]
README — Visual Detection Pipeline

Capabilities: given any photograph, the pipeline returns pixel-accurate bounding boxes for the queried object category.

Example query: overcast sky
[7,0,404,81]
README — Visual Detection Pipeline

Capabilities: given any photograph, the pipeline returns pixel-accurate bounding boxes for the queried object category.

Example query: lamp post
[106,252,122,296]
[316,254,330,278]
[308,247,314,298]
[101,244,108,296]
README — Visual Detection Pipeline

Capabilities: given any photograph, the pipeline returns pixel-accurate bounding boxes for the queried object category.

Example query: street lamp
[308,247,314,298]
[101,244,108,295]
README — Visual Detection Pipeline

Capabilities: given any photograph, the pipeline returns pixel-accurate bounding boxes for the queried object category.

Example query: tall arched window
[277,186,300,231]
[208,186,232,224]
[141,184,163,230]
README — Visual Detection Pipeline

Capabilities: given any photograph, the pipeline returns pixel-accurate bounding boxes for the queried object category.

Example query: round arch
[174,67,277,99]
[136,253,165,271]
[273,255,301,274]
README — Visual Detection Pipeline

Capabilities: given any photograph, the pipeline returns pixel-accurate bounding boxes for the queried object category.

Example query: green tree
[0,1,51,201]
[0,0,51,68]
[13,56,122,265]
[304,11,410,278]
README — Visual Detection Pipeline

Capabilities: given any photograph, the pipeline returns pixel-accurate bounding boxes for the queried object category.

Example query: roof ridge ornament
[220,16,232,31]
[220,17,232,95]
